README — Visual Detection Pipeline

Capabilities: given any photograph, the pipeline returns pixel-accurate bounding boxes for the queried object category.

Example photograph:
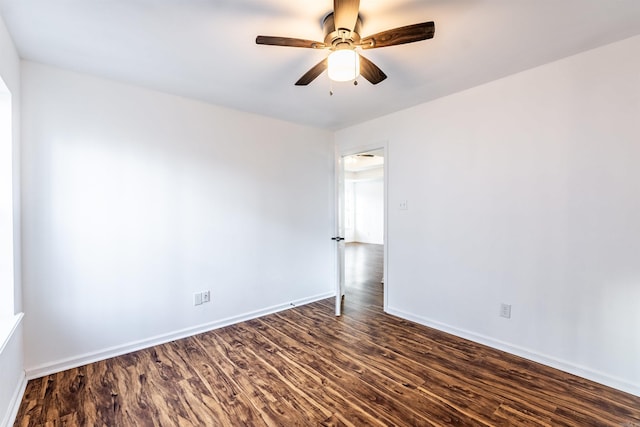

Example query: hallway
[343,242,384,313]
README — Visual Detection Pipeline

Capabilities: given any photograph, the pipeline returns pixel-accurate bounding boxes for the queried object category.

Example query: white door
[333,154,346,316]
[334,145,388,316]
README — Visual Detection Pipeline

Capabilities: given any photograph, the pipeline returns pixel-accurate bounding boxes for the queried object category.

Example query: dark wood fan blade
[334,0,360,31]
[295,58,328,86]
[256,35,326,49]
[360,22,435,49]
[359,54,387,85]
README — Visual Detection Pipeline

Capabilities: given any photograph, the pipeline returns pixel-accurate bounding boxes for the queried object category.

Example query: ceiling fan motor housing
[323,13,362,48]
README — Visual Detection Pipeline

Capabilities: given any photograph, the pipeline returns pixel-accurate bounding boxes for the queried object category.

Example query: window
[0,76,14,324]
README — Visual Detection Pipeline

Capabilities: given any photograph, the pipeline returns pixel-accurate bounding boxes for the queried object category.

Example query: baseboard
[26,292,333,379]
[386,307,640,398]
[1,372,26,427]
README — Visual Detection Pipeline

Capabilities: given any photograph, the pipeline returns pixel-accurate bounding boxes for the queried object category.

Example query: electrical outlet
[202,290,210,303]
[194,292,203,306]
[500,303,511,319]
[398,200,408,210]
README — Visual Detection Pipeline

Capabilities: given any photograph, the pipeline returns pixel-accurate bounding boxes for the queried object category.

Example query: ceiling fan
[256,0,435,86]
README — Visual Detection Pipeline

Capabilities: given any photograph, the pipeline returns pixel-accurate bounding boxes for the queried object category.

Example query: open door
[334,144,388,317]
[333,154,346,316]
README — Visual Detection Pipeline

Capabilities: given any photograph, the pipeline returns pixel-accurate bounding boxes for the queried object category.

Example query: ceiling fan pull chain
[353,51,359,85]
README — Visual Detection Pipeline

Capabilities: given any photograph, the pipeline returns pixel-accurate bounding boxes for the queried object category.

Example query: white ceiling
[2,0,640,130]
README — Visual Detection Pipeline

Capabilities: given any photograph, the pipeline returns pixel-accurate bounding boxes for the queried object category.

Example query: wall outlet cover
[500,303,511,319]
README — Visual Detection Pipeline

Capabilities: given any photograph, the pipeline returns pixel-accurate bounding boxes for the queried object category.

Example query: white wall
[336,35,640,396]
[344,167,384,245]
[353,178,384,244]
[0,11,24,427]
[21,62,334,374]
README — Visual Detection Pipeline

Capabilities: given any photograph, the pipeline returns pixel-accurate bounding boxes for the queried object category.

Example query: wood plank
[196,327,330,426]
[262,312,494,426]
[269,307,508,426]
[246,318,415,426]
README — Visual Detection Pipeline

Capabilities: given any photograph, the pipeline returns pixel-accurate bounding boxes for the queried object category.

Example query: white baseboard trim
[26,292,333,380]
[386,307,640,398]
[1,372,26,427]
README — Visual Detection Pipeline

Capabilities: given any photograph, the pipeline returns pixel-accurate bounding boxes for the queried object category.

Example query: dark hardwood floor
[15,242,640,426]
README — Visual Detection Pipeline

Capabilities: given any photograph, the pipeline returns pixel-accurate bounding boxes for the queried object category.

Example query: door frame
[334,141,389,314]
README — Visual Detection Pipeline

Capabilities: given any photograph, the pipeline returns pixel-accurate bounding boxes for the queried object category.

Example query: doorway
[334,147,387,315]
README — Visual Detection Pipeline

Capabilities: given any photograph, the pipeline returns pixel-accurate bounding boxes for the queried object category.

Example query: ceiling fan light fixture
[328,49,360,82]
[256,1,434,86]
